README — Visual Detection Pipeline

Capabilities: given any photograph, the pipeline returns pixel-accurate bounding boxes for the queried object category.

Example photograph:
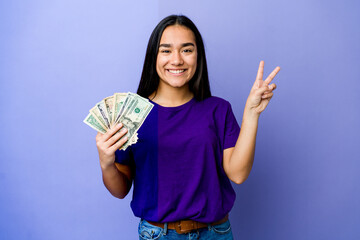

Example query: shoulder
[192,96,234,120]
[197,96,232,109]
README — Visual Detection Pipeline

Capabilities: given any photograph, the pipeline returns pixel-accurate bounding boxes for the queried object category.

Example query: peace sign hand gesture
[245,61,280,116]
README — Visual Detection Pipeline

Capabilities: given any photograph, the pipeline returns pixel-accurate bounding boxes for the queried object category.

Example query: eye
[160,49,170,53]
[183,49,193,53]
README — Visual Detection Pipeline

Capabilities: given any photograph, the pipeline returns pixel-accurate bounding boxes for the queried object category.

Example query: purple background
[1,0,359,239]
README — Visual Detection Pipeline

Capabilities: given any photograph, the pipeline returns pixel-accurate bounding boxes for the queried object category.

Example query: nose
[170,51,183,65]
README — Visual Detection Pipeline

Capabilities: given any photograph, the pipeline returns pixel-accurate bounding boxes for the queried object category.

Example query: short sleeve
[223,103,240,149]
[114,147,133,165]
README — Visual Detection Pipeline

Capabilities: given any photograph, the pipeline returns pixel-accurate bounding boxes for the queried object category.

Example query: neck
[150,83,194,107]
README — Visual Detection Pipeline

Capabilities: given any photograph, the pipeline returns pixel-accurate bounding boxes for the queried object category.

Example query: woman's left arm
[223,61,280,184]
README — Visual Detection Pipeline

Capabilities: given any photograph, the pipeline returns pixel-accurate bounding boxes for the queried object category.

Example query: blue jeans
[138,219,234,240]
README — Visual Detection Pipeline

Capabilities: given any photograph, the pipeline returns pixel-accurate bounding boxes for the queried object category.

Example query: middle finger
[264,66,280,85]
[102,123,124,142]
[105,127,128,148]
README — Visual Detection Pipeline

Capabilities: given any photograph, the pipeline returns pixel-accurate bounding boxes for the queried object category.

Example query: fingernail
[121,128,127,133]
[117,123,123,128]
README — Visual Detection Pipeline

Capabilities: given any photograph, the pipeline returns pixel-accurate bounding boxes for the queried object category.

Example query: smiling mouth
[167,69,186,74]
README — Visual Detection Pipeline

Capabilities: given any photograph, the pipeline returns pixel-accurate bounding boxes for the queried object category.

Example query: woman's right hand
[96,123,128,169]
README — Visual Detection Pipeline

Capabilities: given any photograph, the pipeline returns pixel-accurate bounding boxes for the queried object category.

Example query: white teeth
[168,69,185,74]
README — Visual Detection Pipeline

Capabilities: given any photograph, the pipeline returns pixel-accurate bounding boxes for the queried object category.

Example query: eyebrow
[159,42,195,48]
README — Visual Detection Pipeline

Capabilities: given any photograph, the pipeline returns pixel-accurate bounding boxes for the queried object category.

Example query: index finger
[102,123,124,142]
[264,66,281,85]
[256,60,265,81]
[96,132,103,141]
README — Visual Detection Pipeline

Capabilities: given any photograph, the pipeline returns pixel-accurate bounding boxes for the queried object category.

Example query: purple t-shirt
[115,96,240,223]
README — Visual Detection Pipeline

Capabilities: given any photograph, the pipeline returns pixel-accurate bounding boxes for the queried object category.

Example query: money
[83,92,153,150]
[96,100,111,128]
[83,113,107,134]
[90,105,108,130]
[117,94,154,150]
[113,93,128,124]
[104,96,115,124]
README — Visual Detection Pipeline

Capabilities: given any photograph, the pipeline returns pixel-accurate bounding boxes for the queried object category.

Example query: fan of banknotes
[83,92,154,150]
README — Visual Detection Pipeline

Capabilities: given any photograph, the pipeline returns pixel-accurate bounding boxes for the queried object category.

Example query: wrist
[100,161,116,172]
[243,104,260,121]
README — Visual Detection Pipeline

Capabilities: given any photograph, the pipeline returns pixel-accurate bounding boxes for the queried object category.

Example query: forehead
[159,25,196,45]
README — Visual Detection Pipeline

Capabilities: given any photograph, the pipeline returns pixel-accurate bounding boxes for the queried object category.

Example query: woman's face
[156,25,197,90]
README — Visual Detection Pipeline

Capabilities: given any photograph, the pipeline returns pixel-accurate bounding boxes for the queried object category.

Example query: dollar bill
[90,106,108,130]
[104,96,115,126]
[83,113,107,134]
[113,93,128,124]
[130,132,138,145]
[115,92,133,123]
[115,92,149,123]
[117,95,153,150]
[127,92,150,103]
[96,100,111,128]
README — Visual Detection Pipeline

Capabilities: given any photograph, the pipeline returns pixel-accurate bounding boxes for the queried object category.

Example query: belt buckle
[175,220,195,234]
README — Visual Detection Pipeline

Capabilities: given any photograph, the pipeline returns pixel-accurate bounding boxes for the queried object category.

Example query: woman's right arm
[96,123,132,199]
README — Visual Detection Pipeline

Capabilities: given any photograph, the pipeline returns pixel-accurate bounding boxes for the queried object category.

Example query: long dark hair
[137,15,211,101]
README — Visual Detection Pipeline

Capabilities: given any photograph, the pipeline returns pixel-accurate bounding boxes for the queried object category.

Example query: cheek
[188,55,197,71]
[156,57,166,74]
[157,54,170,64]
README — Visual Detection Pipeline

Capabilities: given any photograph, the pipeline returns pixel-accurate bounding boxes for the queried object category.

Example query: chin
[167,80,190,89]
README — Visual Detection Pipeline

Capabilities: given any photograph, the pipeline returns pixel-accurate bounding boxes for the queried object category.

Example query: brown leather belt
[147,214,228,234]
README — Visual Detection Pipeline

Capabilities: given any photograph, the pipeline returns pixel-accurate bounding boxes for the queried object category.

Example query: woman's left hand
[245,60,280,115]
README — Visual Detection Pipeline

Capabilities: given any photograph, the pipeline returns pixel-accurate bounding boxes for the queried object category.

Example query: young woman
[96,15,280,239]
